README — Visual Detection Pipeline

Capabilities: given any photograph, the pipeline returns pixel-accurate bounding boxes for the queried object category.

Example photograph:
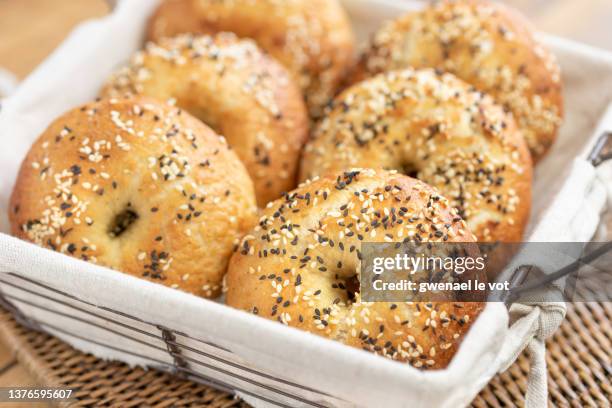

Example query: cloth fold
[498,301,566,408]
[0,67,18,100]
[497,150,611,407]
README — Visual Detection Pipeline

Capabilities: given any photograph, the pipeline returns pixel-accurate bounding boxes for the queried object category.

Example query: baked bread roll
[226,168,484,369]
[352,0,563,162]
[9,97,257,298]
[146,0,355,118]
[102,33,308,206]
[301,69,532,243]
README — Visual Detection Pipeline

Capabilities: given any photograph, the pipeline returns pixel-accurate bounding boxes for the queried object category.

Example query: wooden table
[0,0,611,403]
[0,0,108,79]
[0,0,611,80]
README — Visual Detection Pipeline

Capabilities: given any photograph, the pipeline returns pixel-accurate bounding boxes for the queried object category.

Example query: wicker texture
[473,302,611,407]
[0,303,610,407]
[0,309,248,408]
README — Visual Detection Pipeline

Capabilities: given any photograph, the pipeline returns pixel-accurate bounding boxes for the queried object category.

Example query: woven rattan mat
[0,303,609,407]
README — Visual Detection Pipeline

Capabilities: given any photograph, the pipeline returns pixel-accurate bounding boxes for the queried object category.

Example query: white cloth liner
[0,68,18,100]
[0,0,611,407]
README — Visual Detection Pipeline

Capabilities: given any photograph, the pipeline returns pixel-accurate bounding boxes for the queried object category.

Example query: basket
[0,1,611,407]
[0,302,609,407]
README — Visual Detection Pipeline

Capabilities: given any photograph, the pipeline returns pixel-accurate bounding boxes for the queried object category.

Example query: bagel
[9,97,257,298]
[300,69,532,243]
[351,0,563,162]
[102,33,309,206]
[226,168,484,369]
[146,0,355,118]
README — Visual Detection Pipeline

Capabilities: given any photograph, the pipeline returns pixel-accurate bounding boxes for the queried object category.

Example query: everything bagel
[9,97,257,298]
[301,69,532,243]
[226,169,484,369]
[147,0,355,118]
[351,0,563,162]
[102,33,309,206]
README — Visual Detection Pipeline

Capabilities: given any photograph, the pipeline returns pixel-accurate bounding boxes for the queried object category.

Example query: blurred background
[0,0,611,80]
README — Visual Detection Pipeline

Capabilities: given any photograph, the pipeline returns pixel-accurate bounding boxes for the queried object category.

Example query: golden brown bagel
[301,69,532,243]
[226,168,484,369]
[10,97,257,298]
[146,0,355,118]
[102,33,308,206]
[352,0,563,162]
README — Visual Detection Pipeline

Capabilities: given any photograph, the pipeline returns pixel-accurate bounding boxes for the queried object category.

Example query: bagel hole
[108,205,139,238]
[401,163,419,179]
[344,275,360,303]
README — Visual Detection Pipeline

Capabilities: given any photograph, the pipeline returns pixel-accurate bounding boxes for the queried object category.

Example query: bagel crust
[226,169,484,369]
[102,33,309,206]
[301,69,532,243]
[9,97,257,298]
[352,0,563,162]
[146,0,355,118]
